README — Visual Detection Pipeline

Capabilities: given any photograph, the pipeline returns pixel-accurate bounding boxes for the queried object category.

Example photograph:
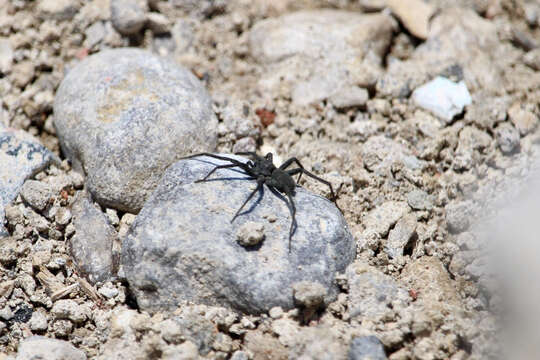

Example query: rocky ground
[1,0,540,359]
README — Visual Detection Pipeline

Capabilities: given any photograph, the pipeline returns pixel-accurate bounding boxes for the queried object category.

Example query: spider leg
[234,152,265,162]
[231,177,265,223]
[285,190,297,253]
[180,152,254,175]
[195,164,242,182]
[286,167,337,202]
[280,157,305,182]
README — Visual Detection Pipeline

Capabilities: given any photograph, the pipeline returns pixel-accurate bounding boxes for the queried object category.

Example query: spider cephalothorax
[180,152,340,251]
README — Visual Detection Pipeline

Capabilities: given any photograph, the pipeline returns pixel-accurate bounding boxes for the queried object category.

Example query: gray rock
[111,0,148,36]
[346,261,409,321]
[0,129,57,236]
[446,200,475,234]
[407,189,433,211]
[495,122,520,155]
[363,201,409,238]
[292,281,326,309]
[146,12,170,35]
[51,299,91,324]
[20,180,52,212]
[54,48,217,212]
[362,135,423,176]
[385,214,417,259]
[236,221,265,247]
[69,192,116,283]
[84,21,107,49]
[329,87,369,108]
[122,155,355,314]
[249,10,396,105]
[0,38,13,75]
[29,310,48,331]
[15,336,86,360]
[465,94,509,129]
[36,0,81,21]
[348,336,387,360]
[412,77,472,122]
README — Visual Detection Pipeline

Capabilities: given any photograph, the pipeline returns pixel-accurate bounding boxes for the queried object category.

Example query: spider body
[180,152,339,251]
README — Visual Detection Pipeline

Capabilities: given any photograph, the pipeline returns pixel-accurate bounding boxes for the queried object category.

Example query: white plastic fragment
[412,76,472,121]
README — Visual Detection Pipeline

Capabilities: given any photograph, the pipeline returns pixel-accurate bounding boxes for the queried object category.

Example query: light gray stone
[249,10,396,105]
[446,200,475,234]
[29,310,48,331]
[363,201,409,238]
[292,281,326,309]
[37,0,81,20]
[346,261,409,321]
[348,336,387,360]
[407,189,433,211]
[362,135,424,176]
[329,87,369,109]
[122,154,355,314]
[0,129,57,236]
[54,48,217,212]
[15,336,86,360]
[70,192,116,283]
[0,38,13,74]
[495,122,520,155]
[51,299,91,324]
[236,221,265,247]
[385,214,417,259]
[111,0,148,36]
[20,180,52,212]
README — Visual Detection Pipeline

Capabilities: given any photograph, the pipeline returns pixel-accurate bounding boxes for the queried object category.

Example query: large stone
[0,128,58,236]
[122,154,355,314]
[249,10,396,105]
[54,48,217,213]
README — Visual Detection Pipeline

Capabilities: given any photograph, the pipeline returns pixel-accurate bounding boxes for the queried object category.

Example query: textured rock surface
[69,192,117,283]
[15,335,86,360]
[122,155,355,314]
[54,48,218,212]
[249,10,396,105]
[348,336,387,360]
[0,128,57,236]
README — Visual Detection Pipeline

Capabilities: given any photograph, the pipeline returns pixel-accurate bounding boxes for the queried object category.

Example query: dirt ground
[2,0,540,359]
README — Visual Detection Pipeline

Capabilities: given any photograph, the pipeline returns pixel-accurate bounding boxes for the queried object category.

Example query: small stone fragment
[508,103,538,136]
[51,299,90,324]
[385,214,417,259]
[523,48,540,71]
[446,200,475,234]
[292,281,327,309]
[110,0,148,35]
[236,221,265,247]
[70,193,116,283]
[37,0,81,20]
[348,336,387,360]
[20,180,52,212]
[29,310,48,332]
[15,336,86,360]
[0,38,13,74]
[407,189,433,210]
[495,122,520,155]
[329,87,369,108]
[387,0,434,40]
[363,201,409,237]
[412,77,472,122]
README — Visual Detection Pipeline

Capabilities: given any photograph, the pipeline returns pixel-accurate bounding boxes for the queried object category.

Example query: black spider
[180,152,340,251]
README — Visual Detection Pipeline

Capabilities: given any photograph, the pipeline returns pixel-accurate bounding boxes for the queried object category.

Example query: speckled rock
[122,154,355,314]
[69,192,117,283]
[15,336,86,360]
[348,336,387,360]
[54,48,218,212]
[495,122,520,155]
[249,10,396,105]
[110,0,148,35]
[346,261,409,321]
[0,128,58,236]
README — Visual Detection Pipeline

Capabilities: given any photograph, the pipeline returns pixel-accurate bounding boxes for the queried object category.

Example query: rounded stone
[54,48,218,212]
[122,155,355,314]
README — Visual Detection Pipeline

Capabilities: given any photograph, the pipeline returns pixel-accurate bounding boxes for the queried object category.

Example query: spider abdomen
[269,169,296,194]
